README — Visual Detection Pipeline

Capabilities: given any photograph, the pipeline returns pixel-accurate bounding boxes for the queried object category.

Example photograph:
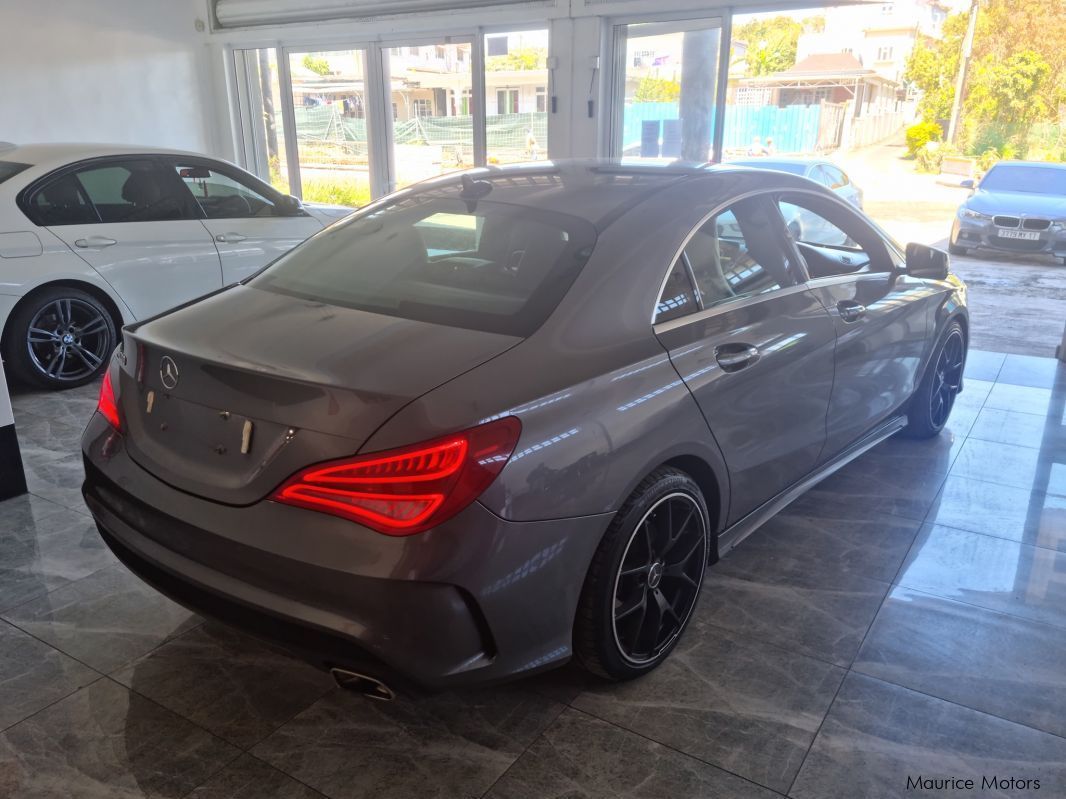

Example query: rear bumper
[82,415,610,689]
[953,216,1066,257]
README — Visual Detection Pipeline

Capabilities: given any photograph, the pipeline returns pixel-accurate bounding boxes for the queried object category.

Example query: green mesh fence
[291,107,548,163]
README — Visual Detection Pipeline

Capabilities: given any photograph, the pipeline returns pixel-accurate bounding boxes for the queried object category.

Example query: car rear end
[81,177,614,690]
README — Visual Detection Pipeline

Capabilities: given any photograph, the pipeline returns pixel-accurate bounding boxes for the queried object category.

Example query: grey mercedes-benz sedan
[82,161,968,695]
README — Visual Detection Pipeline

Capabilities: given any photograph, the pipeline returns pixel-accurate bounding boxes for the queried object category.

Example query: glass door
[382,39,474,190]
[611,18,723,163]
[232,48,289,193]
[484,28,549,165]
[285,49,373,207]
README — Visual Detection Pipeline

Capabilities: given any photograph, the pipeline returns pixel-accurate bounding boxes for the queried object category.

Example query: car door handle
[715,343,760,372]
[74,236,117,249]
[837,300,867,323]
[215,233,247,243]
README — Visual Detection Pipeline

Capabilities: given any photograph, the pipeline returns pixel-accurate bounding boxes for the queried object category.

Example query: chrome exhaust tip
[330,667,396,701]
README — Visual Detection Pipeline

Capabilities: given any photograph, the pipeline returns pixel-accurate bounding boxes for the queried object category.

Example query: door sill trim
[717,415,908,557]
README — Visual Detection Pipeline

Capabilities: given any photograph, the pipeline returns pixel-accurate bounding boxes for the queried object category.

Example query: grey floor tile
[22,451,88,513]
[968,406,1066,450]
[2,564,200,673]
[790,673,1066,799]
[14,415,85,464]
[984,382,1056,417]
[996,353,1066,390]
[855,586,1066,739]
[253,682,565,799]
[0,493,69,535]
[963,350,1005,382]
[572,622,844,794]
[188,754,326,799]
[734,506,921,584]
[0,678,238,799]
[0,507,116,612]
[0,620,98,731]
[925,475,1066,552]
[486,708,779,799]
[896,524,1066,631]
[114,623,335,749]
[800,447,956,522]
[950,438,1066,497]
[700,542,890,667]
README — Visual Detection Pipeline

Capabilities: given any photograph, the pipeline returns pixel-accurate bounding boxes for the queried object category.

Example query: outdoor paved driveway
[839,137,1066,358]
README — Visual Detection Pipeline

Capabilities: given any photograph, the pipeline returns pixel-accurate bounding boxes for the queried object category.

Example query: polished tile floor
[1,349,1064,798]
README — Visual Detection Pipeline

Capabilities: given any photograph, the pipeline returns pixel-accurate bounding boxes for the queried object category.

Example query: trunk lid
[119,285,520,505]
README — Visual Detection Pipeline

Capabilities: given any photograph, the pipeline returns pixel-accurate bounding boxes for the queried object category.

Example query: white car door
[168,158,323,285]
[31,158,223,319]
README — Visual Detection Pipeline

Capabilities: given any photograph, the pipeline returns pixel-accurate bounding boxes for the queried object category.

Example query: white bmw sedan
[0,143,352,389]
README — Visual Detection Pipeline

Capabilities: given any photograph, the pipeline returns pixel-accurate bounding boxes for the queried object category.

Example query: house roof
[785,53,866,75]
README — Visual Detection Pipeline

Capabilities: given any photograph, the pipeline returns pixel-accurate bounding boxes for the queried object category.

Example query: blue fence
[622,102,826,156]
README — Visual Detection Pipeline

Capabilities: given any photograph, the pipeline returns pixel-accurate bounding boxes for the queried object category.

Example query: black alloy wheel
[575,467,710,680]
[902,321,966,439]
[929,329,965,429]
[612,492,707,664]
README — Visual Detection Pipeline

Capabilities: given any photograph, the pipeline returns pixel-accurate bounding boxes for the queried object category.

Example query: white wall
[0,0,219,153]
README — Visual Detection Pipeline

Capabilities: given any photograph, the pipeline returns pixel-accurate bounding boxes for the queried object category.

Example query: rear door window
[254,195,597,337]
[74,160,192,223]
[685,197,801,309]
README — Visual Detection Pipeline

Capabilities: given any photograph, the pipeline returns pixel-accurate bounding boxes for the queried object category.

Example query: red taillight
[97,369,121,431]
[271,417,521,535]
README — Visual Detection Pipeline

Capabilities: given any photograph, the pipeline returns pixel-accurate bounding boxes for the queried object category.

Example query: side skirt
[717,415,908,557]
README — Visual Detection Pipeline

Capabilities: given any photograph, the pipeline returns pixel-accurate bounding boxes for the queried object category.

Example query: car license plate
[997,229,1040,240]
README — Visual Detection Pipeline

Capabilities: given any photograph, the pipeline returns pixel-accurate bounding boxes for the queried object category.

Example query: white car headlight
[961,209,990,220]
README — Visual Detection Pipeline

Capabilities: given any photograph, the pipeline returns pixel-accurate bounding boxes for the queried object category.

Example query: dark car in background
[950,160,1066,263]
[82,161,968,696]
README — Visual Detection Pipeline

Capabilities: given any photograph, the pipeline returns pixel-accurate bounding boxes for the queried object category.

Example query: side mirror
[277,194,303,215]
[960,178,975,189]
[905,243,949,280]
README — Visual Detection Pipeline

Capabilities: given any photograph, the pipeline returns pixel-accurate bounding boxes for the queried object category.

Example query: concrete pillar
[0,359,27,501]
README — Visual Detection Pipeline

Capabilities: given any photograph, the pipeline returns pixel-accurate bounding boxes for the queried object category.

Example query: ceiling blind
[214,0,552,28]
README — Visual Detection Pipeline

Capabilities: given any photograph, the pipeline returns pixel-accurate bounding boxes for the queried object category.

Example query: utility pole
[946,0,979,145]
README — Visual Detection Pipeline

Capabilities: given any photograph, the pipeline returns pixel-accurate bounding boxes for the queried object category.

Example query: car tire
[900,321,966,439]
[948,242,967,256]
[574,466,710,681]
[4,287,117,390]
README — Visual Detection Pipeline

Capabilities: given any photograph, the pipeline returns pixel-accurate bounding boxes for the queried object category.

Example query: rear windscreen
[253,194,597,337]
[0,160,30,185]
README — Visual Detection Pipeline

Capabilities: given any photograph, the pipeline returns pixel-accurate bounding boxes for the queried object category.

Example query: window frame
[651,190,809,329]
[17,155,201,227]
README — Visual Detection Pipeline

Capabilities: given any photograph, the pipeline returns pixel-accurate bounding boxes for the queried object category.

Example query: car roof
[988,160,1066,171]
[0,142,225,171]
[370,159,814,230]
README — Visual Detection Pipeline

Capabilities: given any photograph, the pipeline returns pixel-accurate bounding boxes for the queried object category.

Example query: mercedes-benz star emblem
[159,356,180,390]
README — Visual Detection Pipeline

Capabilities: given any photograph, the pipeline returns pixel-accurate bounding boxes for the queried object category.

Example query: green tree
[904,11,966,124]
[967,50,1051,128]
[301,54,331,76]
[732,14,823,77]
[486,47,547,71]
[634,77,681,102]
